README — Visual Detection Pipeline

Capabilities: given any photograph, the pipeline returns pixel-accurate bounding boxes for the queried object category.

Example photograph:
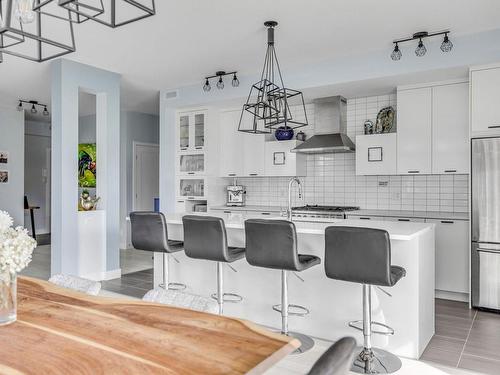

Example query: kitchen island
[154,212,435,359]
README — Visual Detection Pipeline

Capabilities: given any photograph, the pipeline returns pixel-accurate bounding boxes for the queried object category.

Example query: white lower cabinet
[426,219,469,295]
[385,217,425,223]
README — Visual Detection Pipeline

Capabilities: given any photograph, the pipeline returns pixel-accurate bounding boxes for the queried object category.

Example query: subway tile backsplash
[238,94,469,213]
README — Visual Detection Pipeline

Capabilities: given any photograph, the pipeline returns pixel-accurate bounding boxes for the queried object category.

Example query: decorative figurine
[79,190,100,211]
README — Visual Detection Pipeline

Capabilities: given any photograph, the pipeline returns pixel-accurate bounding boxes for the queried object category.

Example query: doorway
[133,142,159,211]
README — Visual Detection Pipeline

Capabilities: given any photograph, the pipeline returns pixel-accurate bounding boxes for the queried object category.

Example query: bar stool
[245,219,321,353]
[130,211,186,290]
[324,226,406,374]
[182,215,245,315]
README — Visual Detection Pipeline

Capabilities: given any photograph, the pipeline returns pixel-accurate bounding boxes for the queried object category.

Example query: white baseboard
[436,289,469,303]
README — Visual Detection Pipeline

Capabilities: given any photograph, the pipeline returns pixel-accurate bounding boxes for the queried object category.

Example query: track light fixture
[391,30,452,61]
[202,71,239,92]
[17,100,50,116]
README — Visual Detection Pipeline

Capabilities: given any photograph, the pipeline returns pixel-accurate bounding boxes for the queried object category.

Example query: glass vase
[0,271,17,326]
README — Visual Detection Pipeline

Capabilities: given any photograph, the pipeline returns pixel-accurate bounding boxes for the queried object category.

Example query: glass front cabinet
[177,110,206,152]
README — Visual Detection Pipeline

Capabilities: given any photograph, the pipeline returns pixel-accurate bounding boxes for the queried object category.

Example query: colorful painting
[78,144,96,188]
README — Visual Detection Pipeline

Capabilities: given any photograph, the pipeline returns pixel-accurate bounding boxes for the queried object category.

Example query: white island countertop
[158,211,435,359]
[164,212,433,241]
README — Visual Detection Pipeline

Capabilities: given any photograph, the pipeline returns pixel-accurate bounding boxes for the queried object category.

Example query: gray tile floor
[421,299,500,375]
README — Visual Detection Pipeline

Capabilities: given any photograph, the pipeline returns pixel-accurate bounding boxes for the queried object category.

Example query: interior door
[134,143,159,211]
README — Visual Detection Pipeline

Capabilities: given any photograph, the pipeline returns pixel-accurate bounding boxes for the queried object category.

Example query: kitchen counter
[209,205,282,213]
[348,209,469,221]
[154,212,435,359]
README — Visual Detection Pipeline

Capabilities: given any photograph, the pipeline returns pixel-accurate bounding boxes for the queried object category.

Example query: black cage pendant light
[0,0,76,62]
[238,21,308,134]
[62,0,154,28]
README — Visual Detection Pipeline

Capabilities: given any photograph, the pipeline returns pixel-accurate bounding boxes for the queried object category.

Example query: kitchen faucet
[288,177,302,221]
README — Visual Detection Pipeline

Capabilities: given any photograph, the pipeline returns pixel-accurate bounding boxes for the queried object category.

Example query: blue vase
[275,126,294,141]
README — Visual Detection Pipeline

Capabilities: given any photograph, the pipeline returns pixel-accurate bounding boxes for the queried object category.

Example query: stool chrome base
[286,331,315,354]
[211,292,243,303]
[159,282,187,291]
[351,346,402,374]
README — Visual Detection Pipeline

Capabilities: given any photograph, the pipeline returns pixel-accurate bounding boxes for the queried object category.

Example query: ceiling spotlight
[203,79,211,92]
[391,43,402,61]
[415,38,427,57]
[232,73,240,87]
[440,33,453,53]
[17,101,23,111]
[43,106,49,116]
[30,104,37,114]
[217,76,224,90]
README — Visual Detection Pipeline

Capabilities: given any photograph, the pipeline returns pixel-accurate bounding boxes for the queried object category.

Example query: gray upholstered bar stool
[182,215,245,315]
[130,211,186,290]
[324,226,406,374]
[245,219,321,353]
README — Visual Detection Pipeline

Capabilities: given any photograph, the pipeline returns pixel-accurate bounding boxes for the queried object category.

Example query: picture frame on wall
[0,170,9,183]
[0,151,8,164]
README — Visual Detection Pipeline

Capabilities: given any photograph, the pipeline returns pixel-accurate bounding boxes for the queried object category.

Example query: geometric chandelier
[238,20,308,134]
[36,0,155,28]
[0,0,76,62]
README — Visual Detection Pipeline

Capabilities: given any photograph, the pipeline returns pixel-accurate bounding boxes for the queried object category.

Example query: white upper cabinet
[219,110,243,177]
[471,66,500,136]
[242,132,266,176]
[264,140,306,177]
[356,133,397,175]
[432,82,469,174]
[397,87,432,175]
[177,111,206,152]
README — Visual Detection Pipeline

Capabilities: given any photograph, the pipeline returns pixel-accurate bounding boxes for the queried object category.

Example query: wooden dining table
[0,277,299,374]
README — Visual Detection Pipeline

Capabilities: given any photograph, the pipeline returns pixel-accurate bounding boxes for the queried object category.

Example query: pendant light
[238,21,308,134]
[36,0,155,28]
[14,0,36,23]
[0,0,76,62]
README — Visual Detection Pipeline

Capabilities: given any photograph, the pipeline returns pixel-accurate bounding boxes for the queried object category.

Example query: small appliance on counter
[226,184,246,206]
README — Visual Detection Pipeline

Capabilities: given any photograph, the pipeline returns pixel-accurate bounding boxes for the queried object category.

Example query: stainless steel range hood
[291,96,355,154]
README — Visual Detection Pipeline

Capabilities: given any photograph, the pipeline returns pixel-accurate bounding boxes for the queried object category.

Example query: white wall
[51,59,121,277]
[0,106,24,225]
[25,120,51,233]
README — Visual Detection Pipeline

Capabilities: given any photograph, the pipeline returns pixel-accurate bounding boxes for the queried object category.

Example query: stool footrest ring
[159,282,187,291]
[211,292,243,303]
[272,303,310,317]
[348,320,395,335]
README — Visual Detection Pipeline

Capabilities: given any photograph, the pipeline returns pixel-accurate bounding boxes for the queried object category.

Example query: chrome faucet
[288,177,302,221]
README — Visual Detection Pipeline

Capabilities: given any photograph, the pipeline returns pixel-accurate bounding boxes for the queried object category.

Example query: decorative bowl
[275,126,294,141]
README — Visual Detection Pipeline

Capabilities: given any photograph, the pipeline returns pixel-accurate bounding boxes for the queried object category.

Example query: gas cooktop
[292,205,360,212]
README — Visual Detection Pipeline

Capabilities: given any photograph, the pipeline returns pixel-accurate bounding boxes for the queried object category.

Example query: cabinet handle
[359,217,371,220]
[441,220,454,224]
[249,173,258,176]
[398,218,410,222]
[177,200,184,203]
[195,147,203,150]
[223,211,231,214]
[180,147,188,151]
[261,212,271,215]
[488,126,500,129]
[444,170,457,173]
[188,172,195,175]
[228,173,236,177]
[408,170,420,174]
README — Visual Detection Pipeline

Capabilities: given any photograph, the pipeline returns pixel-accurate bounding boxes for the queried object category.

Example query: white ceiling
[1,0,499,115]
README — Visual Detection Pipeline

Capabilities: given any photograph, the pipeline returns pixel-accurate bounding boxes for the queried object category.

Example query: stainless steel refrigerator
[472,137,500,310]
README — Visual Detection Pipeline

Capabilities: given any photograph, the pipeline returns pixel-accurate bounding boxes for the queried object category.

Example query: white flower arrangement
[0,211,36,275]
